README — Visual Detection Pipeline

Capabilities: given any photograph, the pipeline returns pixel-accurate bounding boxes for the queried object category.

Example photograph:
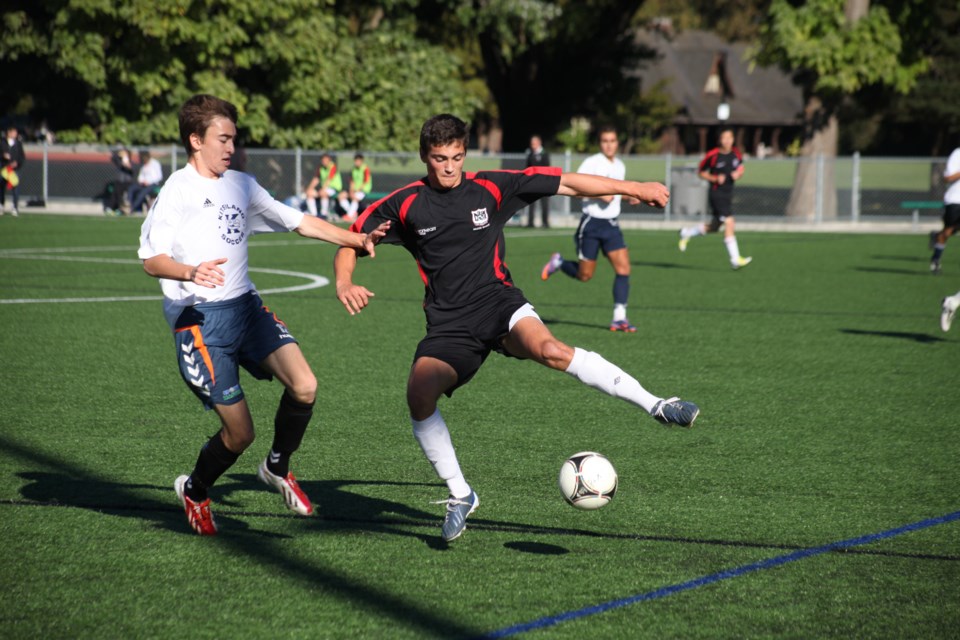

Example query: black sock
[268,390,314,477]
[186,432,240,501]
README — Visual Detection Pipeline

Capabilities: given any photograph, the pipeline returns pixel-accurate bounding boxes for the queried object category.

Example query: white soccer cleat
[941,296,959,332]
[732,256,752,270]
[257,459,314,516]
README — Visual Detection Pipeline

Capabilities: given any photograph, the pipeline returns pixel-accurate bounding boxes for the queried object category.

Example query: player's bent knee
[287,376,317,405]
[577,272,593,282]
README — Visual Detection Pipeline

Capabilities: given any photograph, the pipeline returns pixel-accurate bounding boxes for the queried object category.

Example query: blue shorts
[574,215,627,261]
[173,292,298,409]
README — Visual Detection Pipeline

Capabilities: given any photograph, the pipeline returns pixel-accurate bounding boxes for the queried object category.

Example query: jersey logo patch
[471,207,489,229]
[218,204,246,246]
[203,198,215,208]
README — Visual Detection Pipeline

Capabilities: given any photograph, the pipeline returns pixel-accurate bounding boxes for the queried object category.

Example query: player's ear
[189,132,203,153]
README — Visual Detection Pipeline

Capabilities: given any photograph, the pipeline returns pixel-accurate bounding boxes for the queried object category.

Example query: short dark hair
[178,94,238,157]
[354,153,364,161]
[420,114,469,158]
[598,125,618,138]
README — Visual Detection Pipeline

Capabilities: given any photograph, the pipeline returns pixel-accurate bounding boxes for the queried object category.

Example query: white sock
[306,198,318,217]
[565,347,661,413]
[320,199,329,216]
[411,410,471,498]
[724,236,741,263]
[681,225,705,240]
[613,303,627,323]
[338,197,349,212]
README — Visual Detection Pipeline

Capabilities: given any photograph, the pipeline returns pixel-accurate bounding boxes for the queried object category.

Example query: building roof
[633,29,804,127]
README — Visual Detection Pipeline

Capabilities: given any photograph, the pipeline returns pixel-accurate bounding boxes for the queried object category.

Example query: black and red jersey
[699,147,742,194]
[351,167,561,324]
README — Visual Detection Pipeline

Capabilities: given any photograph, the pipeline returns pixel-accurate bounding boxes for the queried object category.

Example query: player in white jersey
[929,146,960,274]
[541,126,639,332]
[138,94,389,535]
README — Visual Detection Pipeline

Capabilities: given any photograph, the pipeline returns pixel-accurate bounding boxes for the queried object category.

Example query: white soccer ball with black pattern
[558,451,618,510]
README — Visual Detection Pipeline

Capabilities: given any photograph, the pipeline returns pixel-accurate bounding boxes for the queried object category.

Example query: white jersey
[577,152,626,219]
[138,163,304,328]
[945,148,960,205]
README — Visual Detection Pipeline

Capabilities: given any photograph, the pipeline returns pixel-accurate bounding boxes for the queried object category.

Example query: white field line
[0,246,329,304]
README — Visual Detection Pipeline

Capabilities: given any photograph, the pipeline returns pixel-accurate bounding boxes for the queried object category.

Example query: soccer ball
[558,451,618,510]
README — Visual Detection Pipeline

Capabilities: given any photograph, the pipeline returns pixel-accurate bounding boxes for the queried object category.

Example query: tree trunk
[786,95,838,218]
[786,0,869,219]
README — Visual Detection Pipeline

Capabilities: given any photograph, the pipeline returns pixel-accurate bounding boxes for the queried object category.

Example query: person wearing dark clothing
[106,147,135,215]
[524,135,551,228]
[1,126,26,216]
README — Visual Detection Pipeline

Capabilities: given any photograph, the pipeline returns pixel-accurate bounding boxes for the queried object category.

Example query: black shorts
[944,203,960,229]
[708,192,733,229]
[415,286,532,396]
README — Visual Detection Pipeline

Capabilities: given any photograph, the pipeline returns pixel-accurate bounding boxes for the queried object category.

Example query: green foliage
[751,0,927,96]
[0,0,479,149]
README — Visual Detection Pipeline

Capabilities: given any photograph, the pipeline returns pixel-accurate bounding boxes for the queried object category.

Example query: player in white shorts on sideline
[138,94,389,536]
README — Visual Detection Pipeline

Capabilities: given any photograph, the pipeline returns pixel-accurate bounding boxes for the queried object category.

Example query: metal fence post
[815,153,824,224]
[562,149,571,217]
[295,147,302,196]
[42,139,49,205]
[852,151,860,223]
[170,144,178,174]
[664,152,672,222]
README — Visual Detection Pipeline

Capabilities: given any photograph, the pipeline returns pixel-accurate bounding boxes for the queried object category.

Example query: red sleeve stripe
[473,178,502,209]
[493,240,511,285]
[350,180,423,232]
[699,149,718,172]
[398,192,418,227]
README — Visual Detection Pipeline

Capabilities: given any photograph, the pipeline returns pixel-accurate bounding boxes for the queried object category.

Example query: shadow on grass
[840,328,947,344]
[629,260,703,271]
[870,254,927,263]
[853,266,929,276]
[1,435,481,638]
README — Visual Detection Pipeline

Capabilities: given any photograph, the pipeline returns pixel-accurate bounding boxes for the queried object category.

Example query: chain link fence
[13,143,949,225]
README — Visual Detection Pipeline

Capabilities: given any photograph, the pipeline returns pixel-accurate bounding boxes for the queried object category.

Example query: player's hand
[361,221,391,258]
[626,182,670,208]
[716,174,726,185]
[190,258,227,288]
[337,282,375,315]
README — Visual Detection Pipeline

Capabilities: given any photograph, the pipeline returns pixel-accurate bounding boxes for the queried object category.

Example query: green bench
[900,200,942,215]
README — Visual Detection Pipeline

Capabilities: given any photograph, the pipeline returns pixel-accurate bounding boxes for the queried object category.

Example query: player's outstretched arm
[296,217,390,257]
[142,254,226,288]
[557,172,670,208]
[334,247,376,315]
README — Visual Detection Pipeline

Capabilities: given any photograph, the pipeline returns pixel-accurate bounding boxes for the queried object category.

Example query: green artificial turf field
[0,214,957,639]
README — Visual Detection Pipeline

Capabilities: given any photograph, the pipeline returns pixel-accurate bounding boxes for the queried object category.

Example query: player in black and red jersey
[334,114,699,542]
[678,128,752,269]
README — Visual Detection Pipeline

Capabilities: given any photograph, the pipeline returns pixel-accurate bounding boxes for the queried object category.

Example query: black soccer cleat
[651,397,700,427]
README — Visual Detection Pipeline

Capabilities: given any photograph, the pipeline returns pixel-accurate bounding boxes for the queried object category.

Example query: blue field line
[480,510,960,639]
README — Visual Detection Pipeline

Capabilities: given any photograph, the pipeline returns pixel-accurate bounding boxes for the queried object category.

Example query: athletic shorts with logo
[574,215,627,261]
[415,286,538,396]
[173,292,297,409]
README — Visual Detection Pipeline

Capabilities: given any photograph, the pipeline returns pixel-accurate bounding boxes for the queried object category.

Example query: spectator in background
[304,153,341,219]
[525,135,551,228]
[338,153,372,221]
[106,146,134,216]
[1,126,25,216]
[127,149,164,215]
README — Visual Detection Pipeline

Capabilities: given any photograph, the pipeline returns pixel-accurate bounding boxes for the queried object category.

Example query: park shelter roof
[633,29,804,127]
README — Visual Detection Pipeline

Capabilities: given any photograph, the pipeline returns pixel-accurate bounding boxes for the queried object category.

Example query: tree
[415,0,652,151]
[751,0,926,217]
[0,0,481,150]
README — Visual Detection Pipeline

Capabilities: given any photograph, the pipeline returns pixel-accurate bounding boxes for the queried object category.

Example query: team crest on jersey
[218,204,245,246]
[471,207,489,229]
